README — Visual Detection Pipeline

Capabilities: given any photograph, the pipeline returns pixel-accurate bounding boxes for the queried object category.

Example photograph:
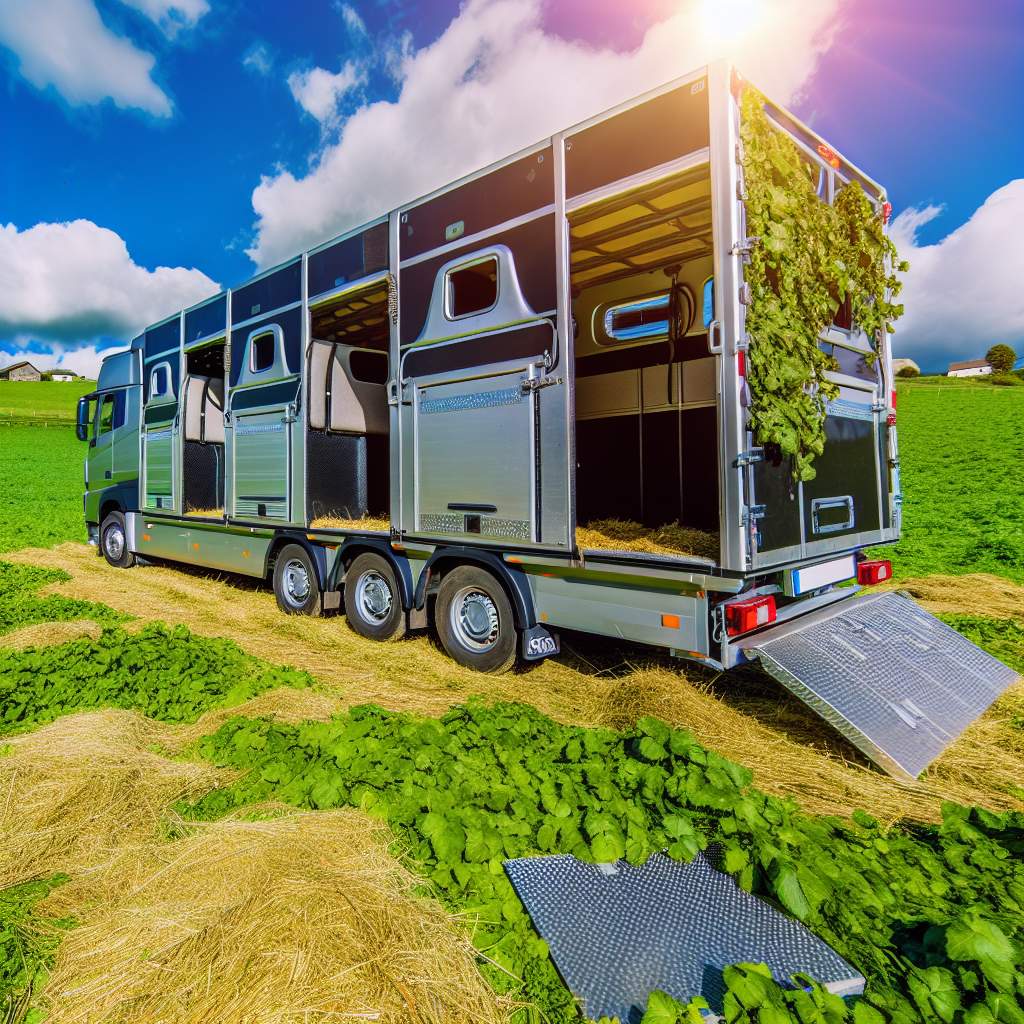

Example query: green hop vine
[739,88,908,481]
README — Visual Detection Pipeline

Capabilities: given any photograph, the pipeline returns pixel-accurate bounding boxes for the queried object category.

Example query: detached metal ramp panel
[505,851,862,1022]
[735,591,1020,779]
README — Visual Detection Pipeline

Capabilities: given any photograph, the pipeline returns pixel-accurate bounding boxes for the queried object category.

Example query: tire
[435,565,517,673]
[100,510,136,569]
[344,553,407,641]
[272,544,323,616]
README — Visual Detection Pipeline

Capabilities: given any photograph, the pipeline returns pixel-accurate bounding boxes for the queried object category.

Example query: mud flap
[734,591,1019,780]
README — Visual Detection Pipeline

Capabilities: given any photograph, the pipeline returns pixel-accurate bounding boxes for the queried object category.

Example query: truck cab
[77,343,143,553]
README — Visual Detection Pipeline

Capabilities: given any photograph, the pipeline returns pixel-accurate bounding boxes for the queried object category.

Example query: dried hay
[880,573,1024,621]
[6,544,1023,824]
[183,507,224,519]
[41,812,507,1024]
[577,519,719,561]
[0,710,226,891]
[310,514,391,532]
[0,711,508,1024]
[0,618,103,650]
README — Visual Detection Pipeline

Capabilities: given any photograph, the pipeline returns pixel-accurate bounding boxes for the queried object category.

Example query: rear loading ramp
[734,592,1019,780]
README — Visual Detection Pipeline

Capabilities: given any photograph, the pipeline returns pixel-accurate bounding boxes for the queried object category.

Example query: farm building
[947,358,992,378]
[0,360,42,381]
[51,372,78,382]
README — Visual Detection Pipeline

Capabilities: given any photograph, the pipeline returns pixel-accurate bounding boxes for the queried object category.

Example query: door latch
[741,504,767,526]
[521,375,563,394]
[734,447,764,467]
[731,236,760,257]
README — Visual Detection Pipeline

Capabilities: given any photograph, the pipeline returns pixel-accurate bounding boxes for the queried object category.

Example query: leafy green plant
[0,623,311,733]
[739,89,906,480]
[0,875,71,1023]
[0,560,127,636]
[182,702,1024,1024]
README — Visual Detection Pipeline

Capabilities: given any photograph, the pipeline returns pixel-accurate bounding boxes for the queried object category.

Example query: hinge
[871,401,886,412]
[731,236,760,257]
[521,375,563,394]
[741,504,767,526]
[734,447,764,468]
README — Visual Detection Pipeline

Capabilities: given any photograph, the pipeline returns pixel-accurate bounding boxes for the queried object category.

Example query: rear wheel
[273,544,323,616]
[344,553,407,641]
[100,511,135,569]
[435,565,517,673]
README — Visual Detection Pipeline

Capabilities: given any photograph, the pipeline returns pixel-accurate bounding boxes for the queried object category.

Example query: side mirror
[702,277,715,329]
[75,397,90,442]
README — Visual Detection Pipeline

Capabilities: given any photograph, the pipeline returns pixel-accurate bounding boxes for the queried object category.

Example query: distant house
[51,372,78,382]
[947,358,993,378]
[0,360,42,382]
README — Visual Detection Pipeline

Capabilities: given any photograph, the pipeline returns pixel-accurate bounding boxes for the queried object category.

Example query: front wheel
[272,544,323,616]
[100,511,136,569]
[343,553,407,641]
[435,565,517,673]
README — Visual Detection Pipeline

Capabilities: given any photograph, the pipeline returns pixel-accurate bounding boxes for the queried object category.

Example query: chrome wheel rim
[449,586,499,651]
[103,523,125,561]
[355,570,392,624]
[282,558,311,607]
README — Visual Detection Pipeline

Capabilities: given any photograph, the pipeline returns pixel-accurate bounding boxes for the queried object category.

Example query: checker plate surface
[737,591,1019,779]
[504,851,862,1022]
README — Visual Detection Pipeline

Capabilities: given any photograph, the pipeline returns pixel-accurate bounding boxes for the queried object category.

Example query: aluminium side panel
[708,62,747,573]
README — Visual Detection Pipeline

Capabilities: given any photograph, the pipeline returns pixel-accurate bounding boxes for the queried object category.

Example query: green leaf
[591,831,626,863]
[641,989,683,1024]
[946,911,1018,990]
[907,967,961,1024]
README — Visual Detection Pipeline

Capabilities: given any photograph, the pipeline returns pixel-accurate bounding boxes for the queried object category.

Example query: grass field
[885,380,1024,583]
[0,374,1022,1023]
[0,380,94,425]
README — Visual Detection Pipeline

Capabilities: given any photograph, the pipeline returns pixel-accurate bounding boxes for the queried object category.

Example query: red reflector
[891,389,897,410]
[816,143,841,169]
[737,351,746,377]
[886,413,896,427]
[857,559,892,585]
[882,201,893,224]
[725,594,776,637]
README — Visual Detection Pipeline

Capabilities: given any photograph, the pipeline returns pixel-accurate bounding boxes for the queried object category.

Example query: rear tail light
[724,594,776,636]
[882,201,893,224]
[858,559,892,585]
[737,351,746,377]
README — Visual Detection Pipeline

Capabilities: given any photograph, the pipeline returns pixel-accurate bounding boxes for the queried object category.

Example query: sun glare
[697,0,764,47]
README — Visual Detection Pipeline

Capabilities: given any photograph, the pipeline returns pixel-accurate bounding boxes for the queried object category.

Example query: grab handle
[811,495,855,535]
[707,319,723,355]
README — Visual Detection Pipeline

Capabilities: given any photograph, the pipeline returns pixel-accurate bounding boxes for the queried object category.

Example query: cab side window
[94,393,124,439]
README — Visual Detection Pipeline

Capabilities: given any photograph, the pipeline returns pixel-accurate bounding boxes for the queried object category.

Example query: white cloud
[243,41,274,76]
[338,3,367,37]
[118,0,209,38]
[891,180,1024,371]
[0,219,219,348]
[0,0,173,116]
[248,0,841,266]
[287,61,366,125]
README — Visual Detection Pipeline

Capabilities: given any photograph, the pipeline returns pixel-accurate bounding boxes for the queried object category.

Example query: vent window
[446,257,498,319]
[250,331,276,373]
[150,365,169,399]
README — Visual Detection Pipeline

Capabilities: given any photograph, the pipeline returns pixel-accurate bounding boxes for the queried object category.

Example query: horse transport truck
[76,62,1017,781]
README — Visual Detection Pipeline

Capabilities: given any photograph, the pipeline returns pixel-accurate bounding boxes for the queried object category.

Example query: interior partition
[306,280,390,527]
[569,166,721,558]
[182,339,226,516]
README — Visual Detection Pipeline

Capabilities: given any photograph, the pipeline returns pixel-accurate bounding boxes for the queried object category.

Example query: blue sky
[1,0,1022,373]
